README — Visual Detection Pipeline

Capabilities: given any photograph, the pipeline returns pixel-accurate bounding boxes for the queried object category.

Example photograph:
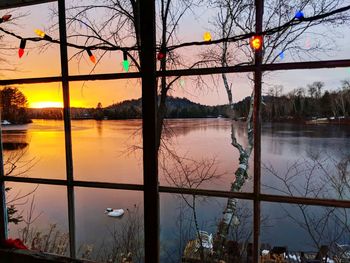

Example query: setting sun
[29,101,63,108]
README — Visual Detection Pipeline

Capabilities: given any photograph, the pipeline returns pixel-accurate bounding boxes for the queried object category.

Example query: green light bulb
[123,60,130,72]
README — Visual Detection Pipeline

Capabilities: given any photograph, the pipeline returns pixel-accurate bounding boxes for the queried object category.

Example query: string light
[123,51,130,72]
[86,49,96,63]
[203,32,211,42]
[279,51,284,60]
[157,51,165,60]
[250,35,263,51]
[295,11,304,20]
[0,14,11,23]
[34,29,52,41]
[18,39,26,58]
[179,79,185,88]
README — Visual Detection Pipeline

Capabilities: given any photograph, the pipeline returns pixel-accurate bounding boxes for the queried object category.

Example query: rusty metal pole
[139,0,159,262]
[253,0,263,262]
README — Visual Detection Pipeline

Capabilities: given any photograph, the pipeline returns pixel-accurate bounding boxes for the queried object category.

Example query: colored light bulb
[157,52,165,60]
[35,29,45,38]
[179,79,185,88]
[34,29,52,41]
[250,35,263,51]
[279,51,284,60]
[203,32,212,42]
[18,48,24,58]
[123,60,130,72]
[295,11,304,20]
[0,14,11,23]
[123,51,130,72]
[86,49,96,64]
[18,39,26,58]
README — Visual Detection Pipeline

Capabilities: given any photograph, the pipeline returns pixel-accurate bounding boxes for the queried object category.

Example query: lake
[2,119,350,262]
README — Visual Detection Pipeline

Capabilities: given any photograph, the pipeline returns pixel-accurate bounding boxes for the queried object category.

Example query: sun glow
[29,101,63,108]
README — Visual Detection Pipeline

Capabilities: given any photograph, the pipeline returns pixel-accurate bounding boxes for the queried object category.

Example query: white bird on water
[105,208,124,217]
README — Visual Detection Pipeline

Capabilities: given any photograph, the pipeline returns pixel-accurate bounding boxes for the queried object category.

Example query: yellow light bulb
[35,29,46,38]
[203,32,212,42]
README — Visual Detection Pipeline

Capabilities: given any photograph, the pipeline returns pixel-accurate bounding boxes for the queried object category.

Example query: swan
[105,208,124,217]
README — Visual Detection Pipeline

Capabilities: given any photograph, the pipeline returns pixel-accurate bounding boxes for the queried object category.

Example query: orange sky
[1,2,349,109]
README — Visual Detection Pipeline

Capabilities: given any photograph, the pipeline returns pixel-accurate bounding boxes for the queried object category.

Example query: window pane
[161,193,253,262]
[261,202,350,262]
[70,80,143,184]
[261,69,350,200]
[155,1,254,70]
[262,1,350,64]
[159,74,255,193]
[1,83,66,179]
[65,0,139,75]
[6,182,69,256]
[1,2,60,79]
[75,187,144,262]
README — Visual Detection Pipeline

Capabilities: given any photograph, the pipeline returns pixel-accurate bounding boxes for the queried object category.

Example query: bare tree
[263,152,350,254]
[197,0,350,258]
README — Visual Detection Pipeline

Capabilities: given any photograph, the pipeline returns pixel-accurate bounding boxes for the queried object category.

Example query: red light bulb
[18,39,26,58]
[18,48,24,58]
[0,14,11,23]
[157,52,165,60]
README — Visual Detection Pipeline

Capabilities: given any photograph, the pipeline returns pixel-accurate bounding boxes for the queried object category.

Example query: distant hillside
[104,97,228,119]
[27,83,350,123]
[28,107,95,120]
[27,97,230,120]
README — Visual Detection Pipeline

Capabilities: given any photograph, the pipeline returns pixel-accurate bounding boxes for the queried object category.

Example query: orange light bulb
[86,49,96,64]
[90,55,96,64]
[250,35,263,51]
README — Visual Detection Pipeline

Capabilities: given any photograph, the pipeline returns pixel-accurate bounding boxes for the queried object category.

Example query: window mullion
[139,0,159,262]
[0,110,8,240]
[57,0,76,258]
[253,0,264,263]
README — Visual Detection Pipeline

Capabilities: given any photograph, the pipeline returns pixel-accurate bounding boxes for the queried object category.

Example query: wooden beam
[0,249,96,263]
[0,0,56,9]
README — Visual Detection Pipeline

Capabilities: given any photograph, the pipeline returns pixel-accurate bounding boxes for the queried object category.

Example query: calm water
[2,119,350,260]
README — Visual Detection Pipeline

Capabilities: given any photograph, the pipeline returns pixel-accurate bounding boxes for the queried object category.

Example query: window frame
[0,0,349,262]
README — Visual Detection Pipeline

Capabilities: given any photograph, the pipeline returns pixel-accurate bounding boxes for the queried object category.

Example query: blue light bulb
[295,11,304,20]
[279,51,285,60]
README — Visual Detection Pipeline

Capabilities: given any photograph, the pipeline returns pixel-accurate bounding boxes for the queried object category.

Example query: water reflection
[2,129,29,151]
[96,120,103,136]
[2,119,349,261]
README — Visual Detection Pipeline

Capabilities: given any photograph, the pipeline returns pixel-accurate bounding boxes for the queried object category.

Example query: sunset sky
[1,1,350,108]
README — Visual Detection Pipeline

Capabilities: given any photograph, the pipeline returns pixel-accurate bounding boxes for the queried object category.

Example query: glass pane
[6,182,69,256]
[1,83,66,179]
[75,187,144,262]
[261,202,350,262]
[161,193,253,262]
[65,0,139,75]
[70,80,143,184]
[263,1,350,64]
[155,1,254,70]
[159,74,255,193]
[0,2,60,79]
[261,69,350,200]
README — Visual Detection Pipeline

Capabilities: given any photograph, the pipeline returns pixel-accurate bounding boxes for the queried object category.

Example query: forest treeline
[2,80,350,123]
[28,80,350,122]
